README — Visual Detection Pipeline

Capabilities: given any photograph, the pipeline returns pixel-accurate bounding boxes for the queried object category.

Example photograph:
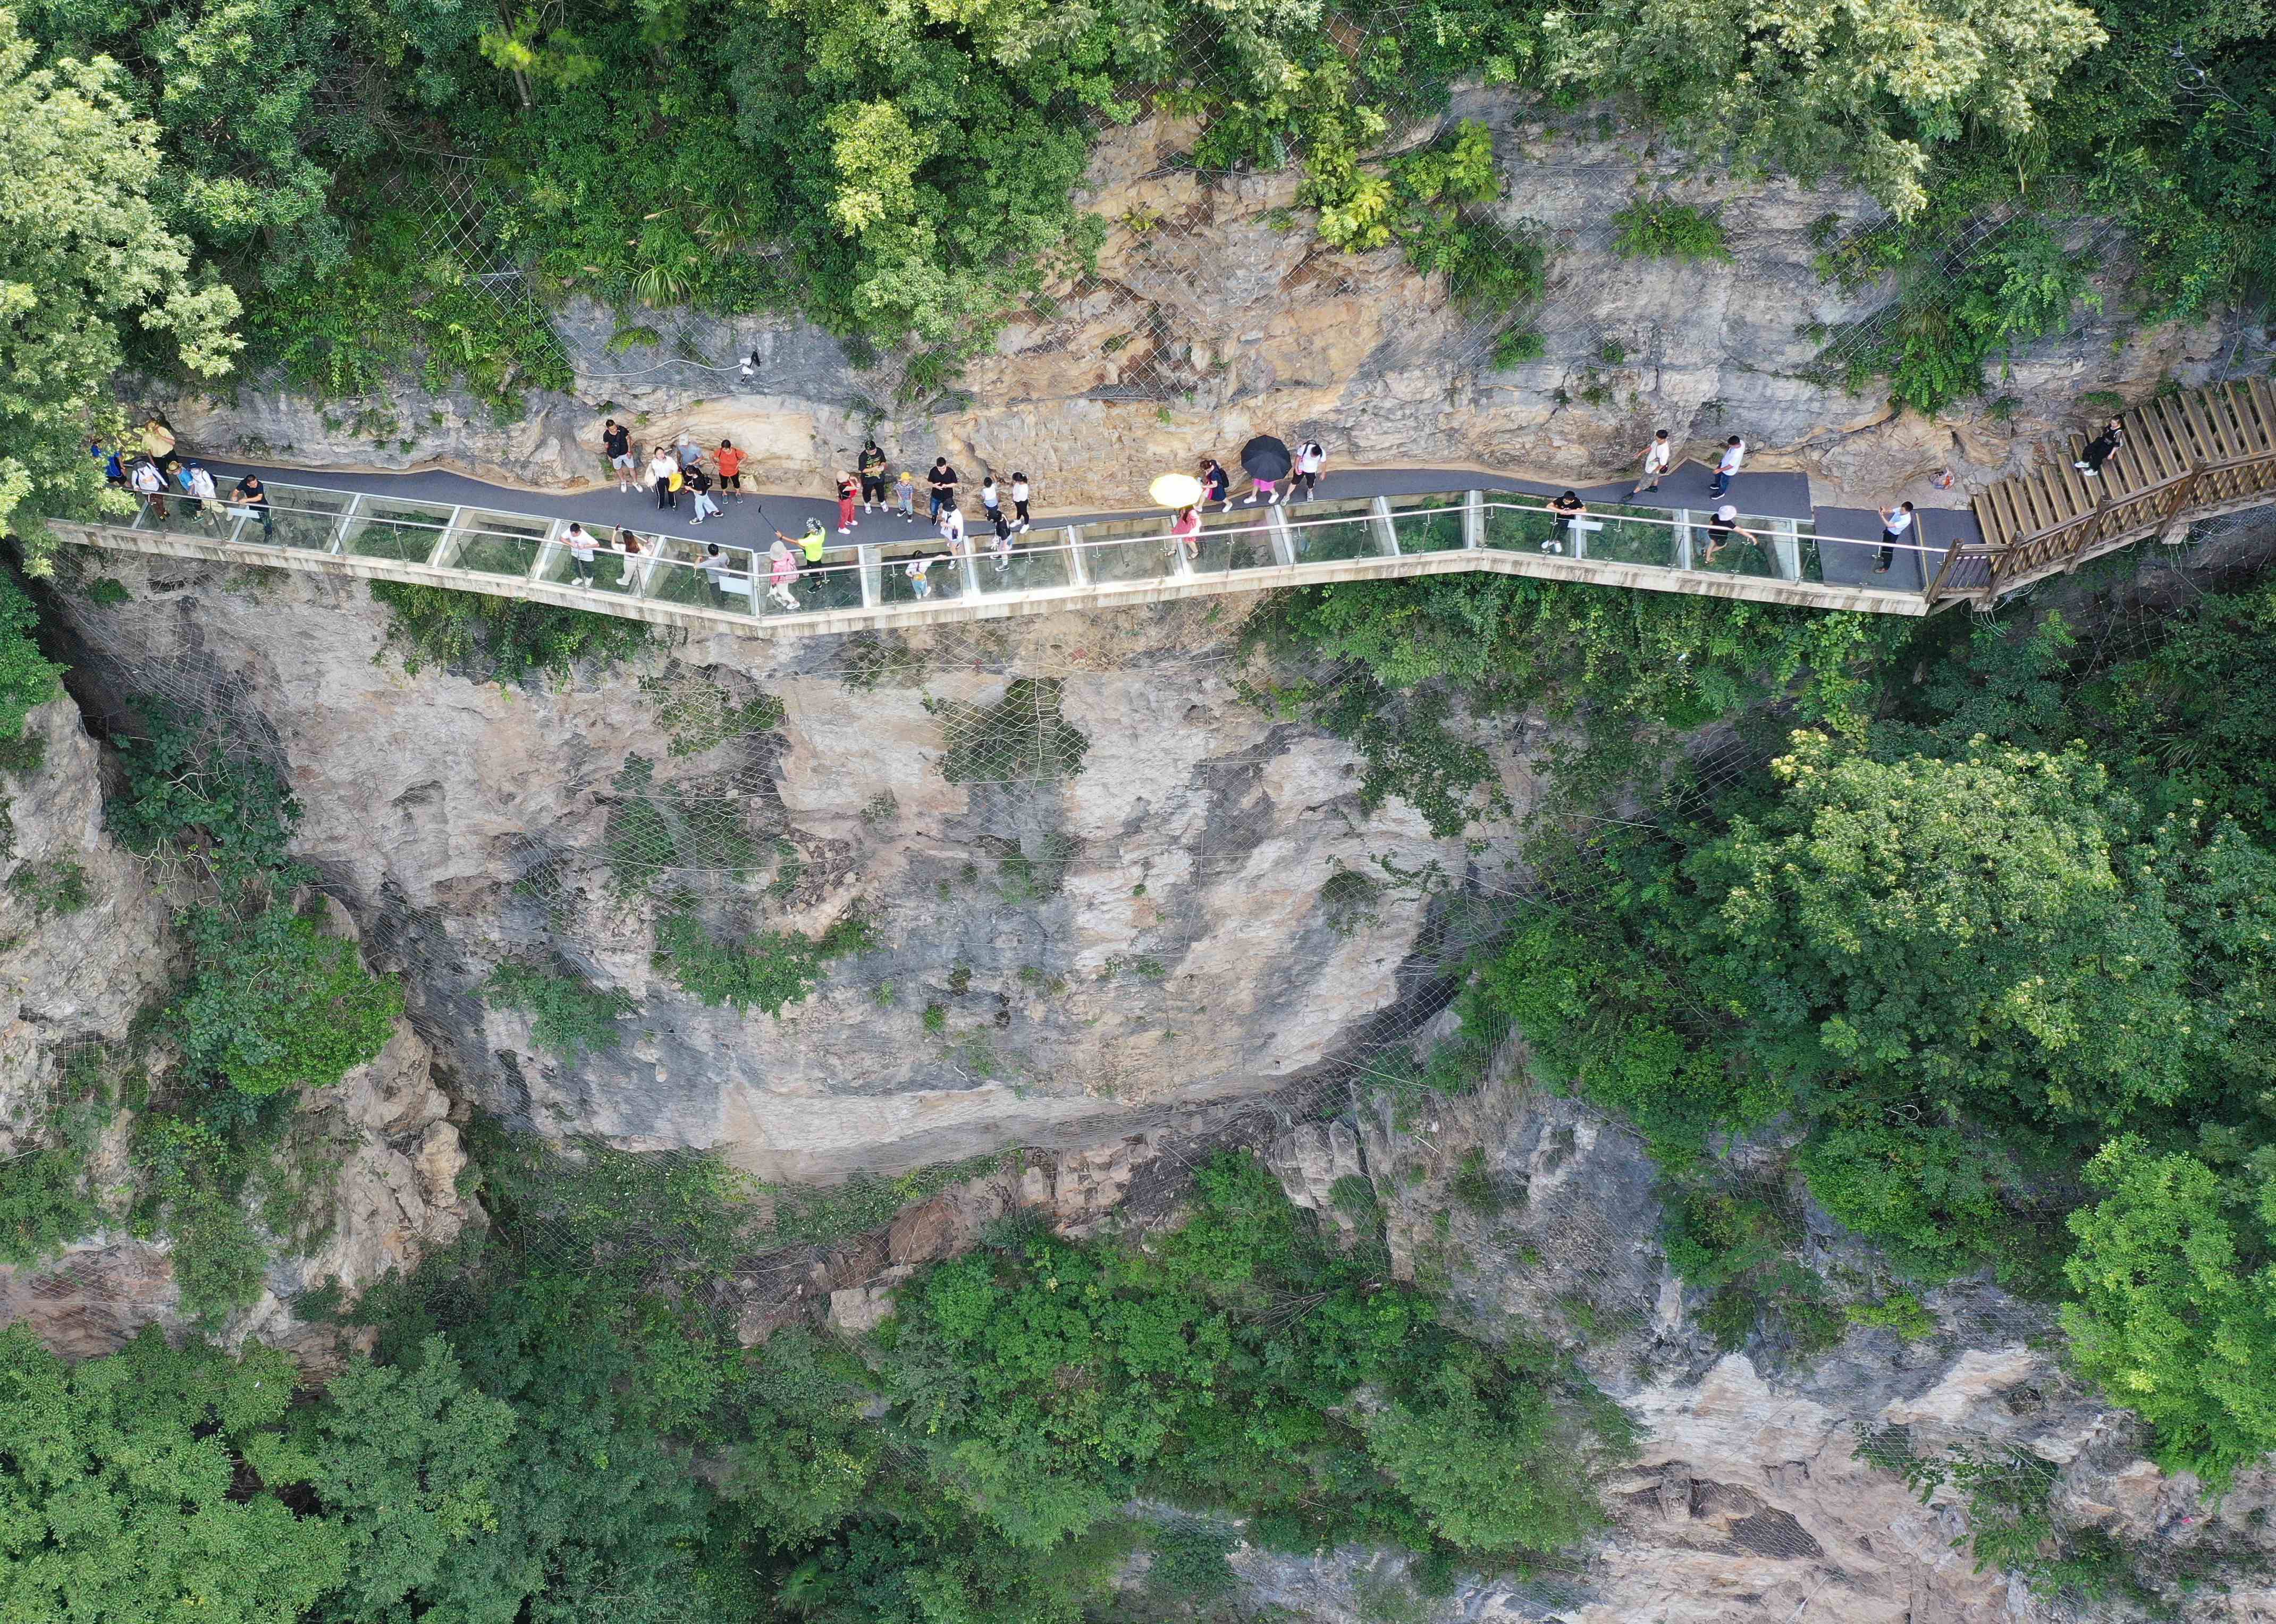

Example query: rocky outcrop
[143,101,2252,518]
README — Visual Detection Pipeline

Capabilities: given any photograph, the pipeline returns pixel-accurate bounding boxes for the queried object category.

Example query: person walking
[186,461,219,529]
[1546,491,1585,554]
[1292,438,1326,500]
[765,536,800,610]
[130,457,168,519]
[858,441,889,511]
[1874,501,1915,574]
[1240,470,1280,506]
[834,470,861,533]
[896,468,917,519]
[1170,503,1201,565]
[603,419,635,491]
[1709,435,1745,500]
[1631,429,1672,496]
[173,459,202,520]
[647,447,679,510]
[715,440,745,499]
[230,473,272,537]
[988,509,1015,571]
[926,457,959,522]
[1010,473,1031,532]
[2074,416,2125,478]
[979,475,1002,528]
[1199,458,1230,514]
[689,466,720,525]
[564,523,598,585]
[1702,504,1758,566]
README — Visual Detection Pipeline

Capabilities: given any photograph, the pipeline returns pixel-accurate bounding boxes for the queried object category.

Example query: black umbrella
[1240,435,1292,481]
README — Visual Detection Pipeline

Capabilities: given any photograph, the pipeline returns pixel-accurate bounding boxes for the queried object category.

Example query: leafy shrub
[369,581,649,686]
[936,678,1091,785]
[481,960,636,1061]
[638,672,784,757]
[653,899,873,1017]
[6,859,89,916]
[171,903,403,1097]
[1610,200,1731,261]
[1491,327,1545,368]
[83,576,131,605]
[0,570,63,750]
[107,699,301,880]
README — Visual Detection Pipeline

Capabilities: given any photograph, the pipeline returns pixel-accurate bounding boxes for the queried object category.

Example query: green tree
[2063,1139,2276,1481]
[0,7,238,563]
[172,902,403,1096]
[1363,1356,1603,1553]
[0,1324,347,1622]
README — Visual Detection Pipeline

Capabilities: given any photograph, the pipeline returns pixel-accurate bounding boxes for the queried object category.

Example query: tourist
[1546,491,1585,554]
[979,475,1001,527]
[1240,470,1280,506]
[1199,458,1230,513]
[859,440,889,511]
[689,465,720,525]
[130,457,167,519]
[675,431,702,471]
[1292,438,1326,500]
[1702,504,1757,565]
[2075,416,2124,478]
[647,447,679,510]
[834,469,861,533]
[1630,428,1672,496]
[927,457,959,521]
[715,439,744,498]
[989,509,1015,571]
[1874,501,1915,574]
[896,468,917,519]
[938,500,966,553]
[797,517,830,570]
[1010,472,1031,532]
[700,541,731,601]
[905,551,934,599]
[173,459,201,519]
[766,536,800,610]
[1709,435,1745,499]
[564,523,597,585]
[603,419,634,491]
[229,473,271,536]
[186,462,219,528]
[90,440,124,487]
[1170,503,1200,564]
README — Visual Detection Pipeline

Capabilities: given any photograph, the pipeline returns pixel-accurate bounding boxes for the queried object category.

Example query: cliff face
[52,557,1530,1181]
[0,687,473,1369]
[145,99,2244,515]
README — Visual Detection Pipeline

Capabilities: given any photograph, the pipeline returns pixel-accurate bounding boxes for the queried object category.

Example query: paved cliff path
[196,454,1978,593]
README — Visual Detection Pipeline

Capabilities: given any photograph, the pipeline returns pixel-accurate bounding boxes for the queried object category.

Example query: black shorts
[862,475,886,501]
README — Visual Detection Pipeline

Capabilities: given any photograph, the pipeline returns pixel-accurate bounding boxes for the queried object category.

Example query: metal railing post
[326,493,364,555]
[1462,489,1483,549]
[857,544,881,608]
[1674,510,1695,570]
[1266,507,1296,566]
[427,505,467,569]
[529,518,567,582]
[1063,526,1089,586]
[1772,518,1800,582]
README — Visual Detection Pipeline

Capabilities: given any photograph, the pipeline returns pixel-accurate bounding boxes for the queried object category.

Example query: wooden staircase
[1929,380,2276,606]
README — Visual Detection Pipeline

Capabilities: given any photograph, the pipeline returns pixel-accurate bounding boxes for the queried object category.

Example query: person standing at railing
[647,447,679,510]
[1292,439,1326,501]
[604,420,635,492]
[1702,504,1758,566]
[1170,504,1200,563]
[766,536,800,610]
[1630,429,1672,496]
[700,542,732,602]
[927,457,959,523]
[186,462,219,530]
[1709,436,1745,499]
[2073,416,2124,478]
[1010,473,1031,532]
[989,508,1015,571]
[1874,502,1915,574]
[130,458,168,519]
[1546,491,1584,554]
[859,441,889,512]
[229,473,271,537]
[565,523,598,584]
[905,551,935,599]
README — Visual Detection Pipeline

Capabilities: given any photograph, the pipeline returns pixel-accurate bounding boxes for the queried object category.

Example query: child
[835,470,859,533]
[1199,458,1230,513]
[905,552,934,599]
[1010,473,1031,532]
[980,476,1001,526]
[896,468,917,519]
[1170,504,1200,563]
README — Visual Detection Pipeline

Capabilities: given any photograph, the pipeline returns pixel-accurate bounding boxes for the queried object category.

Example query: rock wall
[0,688,473,1370]
[48,556,1532,1182]
[143,99,2250,516]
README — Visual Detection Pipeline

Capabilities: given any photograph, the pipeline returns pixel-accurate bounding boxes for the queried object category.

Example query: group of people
[94,423,274,537]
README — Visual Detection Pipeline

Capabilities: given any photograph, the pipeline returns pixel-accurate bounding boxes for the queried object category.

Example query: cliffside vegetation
[1272,554,2276,1485]
[0,1142,1631,1622]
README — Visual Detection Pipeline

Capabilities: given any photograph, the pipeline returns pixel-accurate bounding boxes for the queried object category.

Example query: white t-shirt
[1718,441,1746,475]
[567,528,596,560]
[1011,479,1029,503]
[647,455,677,485]
[1643,440,1671,471]
[131,463,162,494]
[1884,508,1915,536]
[981,482,1000,509]
[1298,442,1326,473]
[189,468,217,500]
[939,508,966,544]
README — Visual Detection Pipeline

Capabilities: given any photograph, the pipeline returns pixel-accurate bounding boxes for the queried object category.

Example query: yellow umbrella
[1149,472,1203,509]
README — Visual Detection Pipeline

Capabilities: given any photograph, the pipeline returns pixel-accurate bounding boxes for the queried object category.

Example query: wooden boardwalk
[1933,380,2276,605]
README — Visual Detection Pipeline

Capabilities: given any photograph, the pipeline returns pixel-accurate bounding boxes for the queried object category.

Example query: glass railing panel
[1480,501,1554,552]
[250,486,355,552]
[973,531,1074,593]
[1083,530,1178,585]
[138,489,233,539]
[1387,496,1465,554]
[341,499,453,563]
[1288,499,1380,562]
[450,510,550,577]
[1193,518,1277,576]
[648,543,766,613]
[543,525,647,597]
[876,540,970,606]
[1579,507,1678,568]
